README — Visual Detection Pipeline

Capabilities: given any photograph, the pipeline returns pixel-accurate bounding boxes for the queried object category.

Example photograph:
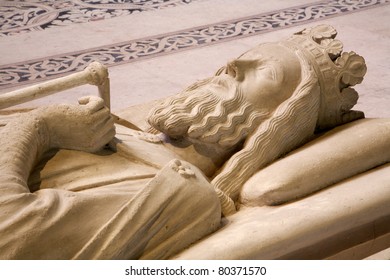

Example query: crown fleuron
[282,24,367,130]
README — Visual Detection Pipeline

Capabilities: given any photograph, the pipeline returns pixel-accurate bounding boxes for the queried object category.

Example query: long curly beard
[148,76,268,148]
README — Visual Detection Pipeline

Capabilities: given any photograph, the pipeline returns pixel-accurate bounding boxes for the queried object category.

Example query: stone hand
[40,96,115,152]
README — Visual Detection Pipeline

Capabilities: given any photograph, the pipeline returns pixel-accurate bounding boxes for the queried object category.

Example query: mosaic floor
[0,0,389,117]
[0,0,196,36]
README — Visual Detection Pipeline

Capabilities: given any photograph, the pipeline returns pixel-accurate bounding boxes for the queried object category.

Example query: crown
[281,24,367,130]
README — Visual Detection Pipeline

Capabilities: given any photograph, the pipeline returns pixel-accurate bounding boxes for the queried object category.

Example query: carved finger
[89,107,111,128]
[101,114,115,131]
[78,96,106,113]
[91,126,116,152]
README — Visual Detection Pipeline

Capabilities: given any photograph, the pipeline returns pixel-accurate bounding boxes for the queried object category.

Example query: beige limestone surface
[365,247,390,260]
[174,163,390,259]
[1,1,389,119]
[240,118,390,207]
[1,1,390,260]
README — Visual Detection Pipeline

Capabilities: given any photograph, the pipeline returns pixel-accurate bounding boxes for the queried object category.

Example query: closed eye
[257,66,276,81]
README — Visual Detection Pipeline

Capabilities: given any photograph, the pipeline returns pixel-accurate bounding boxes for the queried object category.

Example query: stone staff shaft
[0,62,110,110]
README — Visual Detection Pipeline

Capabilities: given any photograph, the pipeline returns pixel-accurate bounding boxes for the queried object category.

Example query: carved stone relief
[0,24,389,259]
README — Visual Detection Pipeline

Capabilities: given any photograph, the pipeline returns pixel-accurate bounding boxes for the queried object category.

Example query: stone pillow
[239,118,390,206]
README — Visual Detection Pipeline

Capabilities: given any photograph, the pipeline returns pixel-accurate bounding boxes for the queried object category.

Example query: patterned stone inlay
[0,0,389,89]
[0,0,195,36]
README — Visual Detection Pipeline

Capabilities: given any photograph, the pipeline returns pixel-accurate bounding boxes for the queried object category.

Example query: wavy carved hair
[148,76,268,148]
[212,49,321,215]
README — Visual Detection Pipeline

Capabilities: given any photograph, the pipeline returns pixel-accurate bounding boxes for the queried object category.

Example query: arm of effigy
[0,109,51,194]
[239,118,390,207]
[0,96,115,194]
[0,97,118,259]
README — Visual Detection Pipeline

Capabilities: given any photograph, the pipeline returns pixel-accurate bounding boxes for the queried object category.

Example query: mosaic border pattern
[0,0,196,37]
[1,0,389,89]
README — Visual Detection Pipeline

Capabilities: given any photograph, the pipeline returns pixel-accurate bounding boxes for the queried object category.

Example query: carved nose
[226,60,248,81]
[226,61,238,78]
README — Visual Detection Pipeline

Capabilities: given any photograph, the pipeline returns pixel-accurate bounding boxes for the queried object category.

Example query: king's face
[214,43,303,115]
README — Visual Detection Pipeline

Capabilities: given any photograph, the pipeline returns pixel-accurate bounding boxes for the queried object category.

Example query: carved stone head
[147,25,367,216]
[148,42,310,148]
[148,24,367,145]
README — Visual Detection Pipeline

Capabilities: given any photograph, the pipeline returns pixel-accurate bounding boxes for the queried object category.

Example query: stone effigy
[0,25,389,260]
